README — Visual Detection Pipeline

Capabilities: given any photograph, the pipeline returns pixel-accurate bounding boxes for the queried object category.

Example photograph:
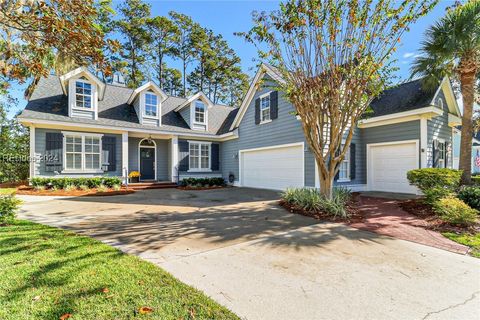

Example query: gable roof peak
[174,91,214,112]
[126,81,168,105]
[59,66,106,99]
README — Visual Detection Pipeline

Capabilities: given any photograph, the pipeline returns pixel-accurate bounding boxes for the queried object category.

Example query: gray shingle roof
[368,78,436,117]
[19,75,238,136]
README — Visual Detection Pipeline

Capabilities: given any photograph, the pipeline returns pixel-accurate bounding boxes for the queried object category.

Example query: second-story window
[195,101,205,123]
[144,93,158,117]
[260,95,271,123]
[75,80,92,109]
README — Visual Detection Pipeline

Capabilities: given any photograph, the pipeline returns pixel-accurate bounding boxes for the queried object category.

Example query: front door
[140,147,155,180]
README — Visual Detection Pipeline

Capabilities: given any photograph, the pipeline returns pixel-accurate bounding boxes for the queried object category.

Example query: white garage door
[241,144,304,190]
[369,142,418,194]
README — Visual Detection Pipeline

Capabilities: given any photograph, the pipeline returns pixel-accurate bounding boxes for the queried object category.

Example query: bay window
[189,141,210,171]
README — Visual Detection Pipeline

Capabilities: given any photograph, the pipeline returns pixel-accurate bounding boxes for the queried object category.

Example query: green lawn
[0,220,239,320]
[0,188,16,195]
[443,232,480,258]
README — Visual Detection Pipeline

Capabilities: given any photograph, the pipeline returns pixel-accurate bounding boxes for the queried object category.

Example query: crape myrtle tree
[239,0,436,198]
[412,0,480,184]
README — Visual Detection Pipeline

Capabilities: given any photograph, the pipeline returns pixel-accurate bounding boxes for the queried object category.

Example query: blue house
[18,64,463,194]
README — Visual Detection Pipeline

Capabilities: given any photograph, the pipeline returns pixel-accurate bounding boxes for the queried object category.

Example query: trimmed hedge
[30,177,122,189]
[0,195,22,224]
[472,176,480,185]
[407,168,462,204]
[433,197,478,226]
[180,177,226,187]
[458,186,480,211]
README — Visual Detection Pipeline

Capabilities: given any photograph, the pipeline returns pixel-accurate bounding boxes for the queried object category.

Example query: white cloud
[403,52,415,59]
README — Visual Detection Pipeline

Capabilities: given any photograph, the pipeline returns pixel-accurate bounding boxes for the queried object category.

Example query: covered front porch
[123,132,179,184]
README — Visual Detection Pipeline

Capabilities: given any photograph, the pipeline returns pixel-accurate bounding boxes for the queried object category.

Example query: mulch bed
[399,198,479,234]
[14,186,135,197]
[0,181,28,188]
[279,193,363,223]
[177,185,229,191]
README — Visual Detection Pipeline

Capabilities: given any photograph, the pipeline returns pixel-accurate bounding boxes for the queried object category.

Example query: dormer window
[194,101,206,124]
[144,92,158,117]
[75,80,92,109]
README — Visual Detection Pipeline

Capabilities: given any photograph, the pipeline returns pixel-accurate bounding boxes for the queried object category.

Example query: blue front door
[140,147,155,180]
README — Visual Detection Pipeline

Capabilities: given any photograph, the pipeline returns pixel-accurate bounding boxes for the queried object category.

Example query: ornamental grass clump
[282,187,351,219]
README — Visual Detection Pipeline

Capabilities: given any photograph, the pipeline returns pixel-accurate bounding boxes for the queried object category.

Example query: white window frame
[338,147,351,182]
[61,131,104,173]
[437,139,446,168]
[188,141,212,172]
[143,92,159,119]
[193,100,206,125]
[74,79,93,110]
[259,92,271,124]
[68,77,98,120]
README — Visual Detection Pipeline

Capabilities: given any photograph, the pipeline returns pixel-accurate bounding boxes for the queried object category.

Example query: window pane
[66,143,73,152]
[74,154,82,169]
[92,154,100,168]
[85,154,93,169]
[201,157,209,168]
[66,154,73,169]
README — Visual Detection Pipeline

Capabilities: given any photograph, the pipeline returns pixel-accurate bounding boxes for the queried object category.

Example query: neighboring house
[18,64,463,194]
[452,130,480,174]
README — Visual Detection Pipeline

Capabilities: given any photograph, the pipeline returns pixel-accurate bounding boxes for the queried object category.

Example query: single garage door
[241,144,304,190]
[369,142,418,194]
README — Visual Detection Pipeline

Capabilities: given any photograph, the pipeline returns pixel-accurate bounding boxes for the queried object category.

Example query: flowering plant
[128,171,141,178]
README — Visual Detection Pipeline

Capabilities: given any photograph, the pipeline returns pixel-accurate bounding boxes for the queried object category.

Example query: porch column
[170,136,179,183]
[122,132,129,184]
[29,126,35,180]
[420,118,427,168]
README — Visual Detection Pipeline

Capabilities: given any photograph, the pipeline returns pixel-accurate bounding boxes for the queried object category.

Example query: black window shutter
[102,136,116,172]
[45,132,63,172]
[254,98,260,124]
[211,143,220,171]
[334,147,341,181]
[178,140,189,171]
[445,141,450,168]
[350,143,356,180]
[432,139,439,168]
[270,91,278,120]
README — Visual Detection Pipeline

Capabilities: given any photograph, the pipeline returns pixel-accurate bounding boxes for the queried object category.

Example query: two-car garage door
[240,144,304,190]
[368,141,419,194]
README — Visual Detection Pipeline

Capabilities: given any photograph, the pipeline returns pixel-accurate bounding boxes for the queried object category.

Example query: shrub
[407,168,462,204]
[97,185,108,192]
[112,184,121,191]
[472,176,480,185]
[282,187,352,218]
[433,197,478,226]
[79,185,89,191]
[0,195,22,224]
[30,177,122,189]
[180,177,226,187]
[458,186,480,211]
[65,185,76,192]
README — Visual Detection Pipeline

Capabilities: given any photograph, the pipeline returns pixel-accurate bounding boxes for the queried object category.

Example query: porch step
[127,181,178,190]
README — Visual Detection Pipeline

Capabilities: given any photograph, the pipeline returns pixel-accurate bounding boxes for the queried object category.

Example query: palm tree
[412,0,480,184]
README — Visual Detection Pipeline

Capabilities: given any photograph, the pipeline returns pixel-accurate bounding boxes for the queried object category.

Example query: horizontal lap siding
[221,76,314,187]
[360,120,421,184]
[34,128,122,178]
[427,89,452,168]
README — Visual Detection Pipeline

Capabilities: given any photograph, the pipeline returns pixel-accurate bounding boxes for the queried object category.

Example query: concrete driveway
[18,188,480,320]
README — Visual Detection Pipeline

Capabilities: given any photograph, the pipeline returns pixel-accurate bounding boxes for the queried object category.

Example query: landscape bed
[14,186,135,197]
[0,220,239,320]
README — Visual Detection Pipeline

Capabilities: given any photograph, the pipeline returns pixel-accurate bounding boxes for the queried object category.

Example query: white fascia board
[448,113,462,127]
[59,67,106,99]
[174,91,214,112]
[229,63,284,131]
[18,118,238,141]
[127,81,168,105]
[358,106,443,128]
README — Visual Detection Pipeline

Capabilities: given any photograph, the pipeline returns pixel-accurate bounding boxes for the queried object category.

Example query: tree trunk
[182,56,186,97]
[458,66,476,185]
[158,46,163,89]
[318,172,334,199]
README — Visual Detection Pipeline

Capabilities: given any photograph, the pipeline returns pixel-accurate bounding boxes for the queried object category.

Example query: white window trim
[337,147,351,183]
[142,92,160,120]
[73,79,94,110]
[259,91,272,124]
[68,78,98,120]
[61,131,104,173]
[187,140,212,172]
[190,100,208,131]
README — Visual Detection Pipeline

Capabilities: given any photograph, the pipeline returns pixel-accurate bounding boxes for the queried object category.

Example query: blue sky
[7,0,455,117]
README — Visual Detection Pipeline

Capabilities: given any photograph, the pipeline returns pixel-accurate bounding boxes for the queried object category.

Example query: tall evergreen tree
[116,0,151,88]
[146,16,180,89]
[163,67,183,96]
